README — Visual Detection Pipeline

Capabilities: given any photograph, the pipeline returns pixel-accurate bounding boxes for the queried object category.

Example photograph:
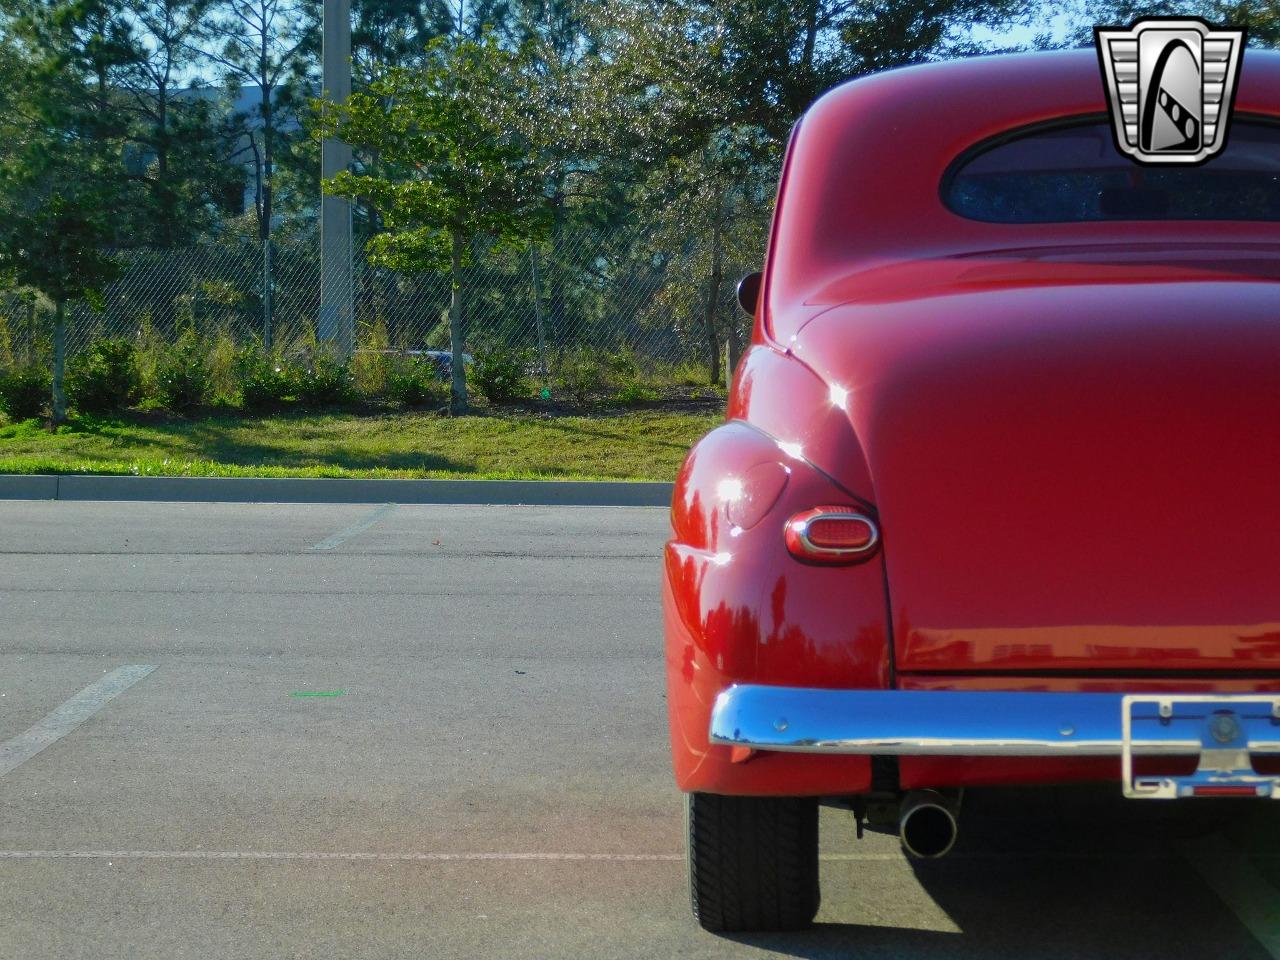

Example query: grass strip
[0,408,721,482]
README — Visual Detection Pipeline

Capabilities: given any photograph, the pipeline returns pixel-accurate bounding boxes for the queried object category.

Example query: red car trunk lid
[792,269,1280,674]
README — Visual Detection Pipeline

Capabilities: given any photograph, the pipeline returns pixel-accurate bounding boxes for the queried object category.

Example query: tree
[314,33,556,413]
[1,0,136,100]
[342,0,455,233]
[0,34,125,424]
[647,130,773,386]
[351,0,454,85]
[3,0,239,252]
[200,0,317,347]
[1079,0,1280,45]
[581,0,1035,381]
[114,0,243,247]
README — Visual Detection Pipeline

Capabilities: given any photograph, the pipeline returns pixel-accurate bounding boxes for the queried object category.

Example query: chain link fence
[0,223,745,381]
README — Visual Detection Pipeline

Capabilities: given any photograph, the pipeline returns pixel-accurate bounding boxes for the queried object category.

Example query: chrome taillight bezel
[784,507,880,565]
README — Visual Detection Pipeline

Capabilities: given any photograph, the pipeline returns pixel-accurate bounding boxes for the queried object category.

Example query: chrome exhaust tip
[899,790,959,859]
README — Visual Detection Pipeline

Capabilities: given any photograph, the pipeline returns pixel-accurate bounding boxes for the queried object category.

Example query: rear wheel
[685,792,820,932]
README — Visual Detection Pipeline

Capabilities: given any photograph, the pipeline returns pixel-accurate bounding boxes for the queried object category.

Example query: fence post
[51,300,67,424]
[262,238,274,350]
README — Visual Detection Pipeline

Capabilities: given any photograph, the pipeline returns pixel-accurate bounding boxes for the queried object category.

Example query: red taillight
[785,507,879,565]
[806,516,876,549]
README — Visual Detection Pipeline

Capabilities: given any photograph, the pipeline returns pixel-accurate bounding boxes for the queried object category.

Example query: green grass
[0,409,723,481]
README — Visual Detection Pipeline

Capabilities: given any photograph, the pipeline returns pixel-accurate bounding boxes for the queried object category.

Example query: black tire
[685,792,820,933]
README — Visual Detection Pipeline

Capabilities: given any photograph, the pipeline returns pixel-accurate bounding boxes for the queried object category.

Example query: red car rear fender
[726,344,876,500]
[664,412,891,794]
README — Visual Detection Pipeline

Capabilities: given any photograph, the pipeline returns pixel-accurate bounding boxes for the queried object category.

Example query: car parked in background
[418,350,473,380]
[665,48,1280,932]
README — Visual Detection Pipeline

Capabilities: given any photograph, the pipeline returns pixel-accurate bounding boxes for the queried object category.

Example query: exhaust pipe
[898,790,959,859]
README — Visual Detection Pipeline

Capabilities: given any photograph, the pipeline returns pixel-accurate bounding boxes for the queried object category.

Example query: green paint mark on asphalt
[289,690,346,698]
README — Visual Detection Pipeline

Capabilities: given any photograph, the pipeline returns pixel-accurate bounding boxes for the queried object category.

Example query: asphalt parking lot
[1,499,1279,959]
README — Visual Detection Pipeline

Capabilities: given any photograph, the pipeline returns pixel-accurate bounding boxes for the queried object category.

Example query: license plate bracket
[1122,694,1280,799]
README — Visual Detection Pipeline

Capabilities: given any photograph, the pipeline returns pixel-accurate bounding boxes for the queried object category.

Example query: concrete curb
[0,474,673,507]
[0,475,60,501]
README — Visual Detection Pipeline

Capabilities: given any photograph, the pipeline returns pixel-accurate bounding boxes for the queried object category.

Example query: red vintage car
[665,47,1280,932]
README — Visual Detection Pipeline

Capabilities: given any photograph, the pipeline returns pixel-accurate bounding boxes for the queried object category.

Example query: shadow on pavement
[732,785,1278,960]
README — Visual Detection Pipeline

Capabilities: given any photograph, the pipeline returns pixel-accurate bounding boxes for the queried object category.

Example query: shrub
[651,359,715,389]
[0,367,49,421]
[611,380,660,407]
[471,348,529,405]
[292,352,355,408]
[235,347,293,412]
[206,331,239,405]
[387,358,447,409]
[553,350,607,406]
[353,320,392,398]
[235,345,358,412]
[66,339,141,414]
[151,332,211,412]
[605,351,638,378]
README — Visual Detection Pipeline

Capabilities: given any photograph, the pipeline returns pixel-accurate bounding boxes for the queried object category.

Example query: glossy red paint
[665,421,886,796]
[802,280,1280,674]
[762,50,1280,337]
[664,49,1280,797]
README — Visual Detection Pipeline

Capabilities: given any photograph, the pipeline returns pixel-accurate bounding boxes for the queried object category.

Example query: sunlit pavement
[0,500,1277,959]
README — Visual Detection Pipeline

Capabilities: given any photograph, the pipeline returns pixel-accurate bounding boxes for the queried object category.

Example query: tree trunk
[703,208,724,386]
[723,184,743,389]
[24,297,36,367]
[51,301,67,426]
[802,0,818,74]
[530,243,548,376]
[157,78,172,248]
[726,317,743,391]
[547,214,565,348]
[155,79,177,332]
[377,268,396,348]
[260,71,275,349]
[262,237,274,349]
[449,230,468,415]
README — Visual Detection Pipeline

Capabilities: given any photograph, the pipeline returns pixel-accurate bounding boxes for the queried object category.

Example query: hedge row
[0,335,721,421]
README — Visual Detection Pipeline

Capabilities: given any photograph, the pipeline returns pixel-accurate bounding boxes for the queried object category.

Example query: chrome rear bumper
[710,686,1174,756]
[709,686,1280,797]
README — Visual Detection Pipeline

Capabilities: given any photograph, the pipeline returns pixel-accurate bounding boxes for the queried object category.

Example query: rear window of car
[944,118,1280,223]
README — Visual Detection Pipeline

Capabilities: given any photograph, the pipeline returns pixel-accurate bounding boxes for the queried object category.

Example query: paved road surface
[1,501,1278,959]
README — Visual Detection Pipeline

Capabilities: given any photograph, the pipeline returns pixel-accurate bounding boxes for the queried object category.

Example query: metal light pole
[319,0,354,357]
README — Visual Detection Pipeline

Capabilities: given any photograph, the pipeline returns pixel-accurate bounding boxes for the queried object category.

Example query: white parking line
[0,665,157,778]
[311,503,397,551]
[1183,833,1280,960]
[0,850,684,863]
[0,849,1186,864]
